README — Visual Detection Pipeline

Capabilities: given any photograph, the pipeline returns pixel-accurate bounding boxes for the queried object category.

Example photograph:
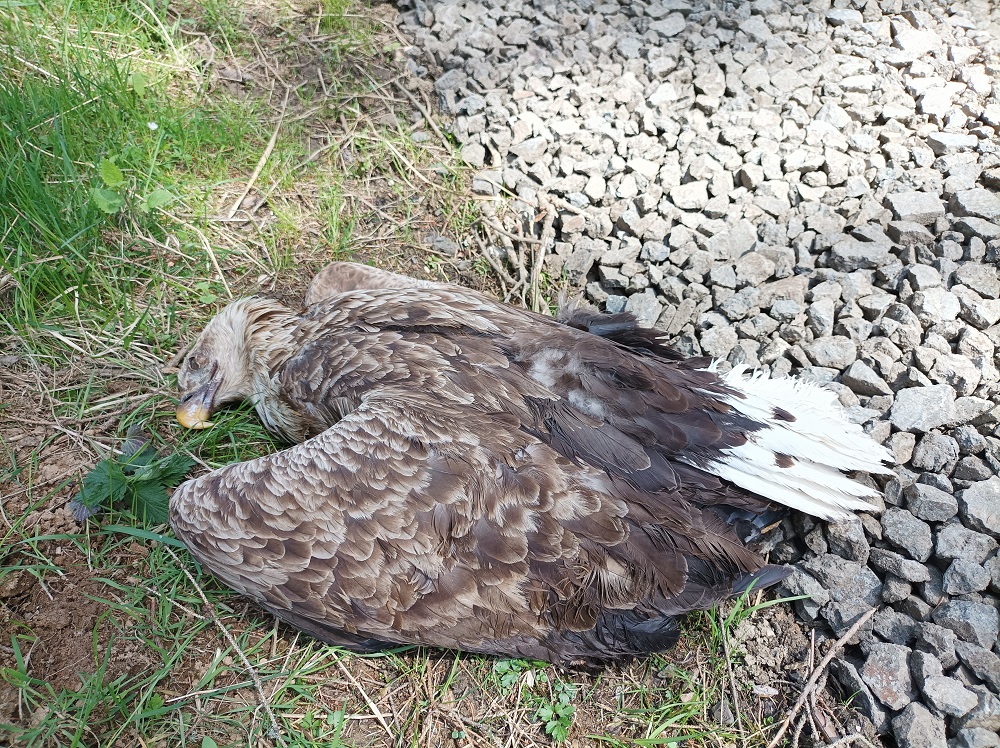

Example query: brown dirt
[1,384,75,516]
[1,556,133,694]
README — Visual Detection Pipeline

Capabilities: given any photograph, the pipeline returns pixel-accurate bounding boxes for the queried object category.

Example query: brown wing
[304,262,451,306]
[171,396,547,653]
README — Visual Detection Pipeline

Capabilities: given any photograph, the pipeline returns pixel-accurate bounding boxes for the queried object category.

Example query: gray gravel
[394,0,1000,742]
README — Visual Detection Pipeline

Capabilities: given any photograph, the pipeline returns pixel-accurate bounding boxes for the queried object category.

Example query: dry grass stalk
[766,607,877,748]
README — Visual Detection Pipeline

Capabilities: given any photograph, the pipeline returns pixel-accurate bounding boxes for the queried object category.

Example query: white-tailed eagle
[170,262,893,663]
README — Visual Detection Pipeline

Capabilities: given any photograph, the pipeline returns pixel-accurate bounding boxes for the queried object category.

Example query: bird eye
[187,356,202,372]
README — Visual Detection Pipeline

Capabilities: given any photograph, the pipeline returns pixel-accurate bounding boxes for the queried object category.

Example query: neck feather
[233,299,303,441]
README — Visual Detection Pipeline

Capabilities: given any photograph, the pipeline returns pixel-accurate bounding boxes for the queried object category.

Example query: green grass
[0,1,819,746]
[1,2,261,354]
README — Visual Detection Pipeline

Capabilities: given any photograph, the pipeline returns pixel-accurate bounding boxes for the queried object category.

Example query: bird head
[175,298,289,430]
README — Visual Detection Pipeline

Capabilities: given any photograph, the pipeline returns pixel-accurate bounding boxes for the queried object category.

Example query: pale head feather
[178,297,296,420]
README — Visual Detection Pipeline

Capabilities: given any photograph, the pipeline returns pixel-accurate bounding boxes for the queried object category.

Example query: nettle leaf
[131,480,170,525]
[99,158,124,188]
[128,452,194,525]
[152,453,196,486]
[126,445,163,483]
[92,187,124,214]
[130,70,147,97]
[71,437,194,526]
[77,459,129,510]
[128,462,158,483]
[140,188,174,213]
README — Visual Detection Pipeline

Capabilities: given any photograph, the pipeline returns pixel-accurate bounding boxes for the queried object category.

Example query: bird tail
[691,365,895,521]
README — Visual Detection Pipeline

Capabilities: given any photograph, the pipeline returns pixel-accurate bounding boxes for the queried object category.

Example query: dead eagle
[170,262,894,664]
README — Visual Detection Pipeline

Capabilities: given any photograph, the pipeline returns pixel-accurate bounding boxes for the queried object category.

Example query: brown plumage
[170,262,892,664]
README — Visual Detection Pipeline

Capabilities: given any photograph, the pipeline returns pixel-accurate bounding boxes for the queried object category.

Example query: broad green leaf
[123,444,158,474]
[76,459,128,510]
[99,158,124,188]
[151,453,195,485]
[201,739,219,748]
[140,188,174,213]
[92,187,124,214]
[131,480,169,525]
[130,70,147,97]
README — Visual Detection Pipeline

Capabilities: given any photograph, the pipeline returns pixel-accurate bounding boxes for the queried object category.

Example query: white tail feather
[690,365,895,521]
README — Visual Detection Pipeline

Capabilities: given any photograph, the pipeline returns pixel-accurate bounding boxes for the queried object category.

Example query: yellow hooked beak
[176,401,214,429]
[175,377,219,430]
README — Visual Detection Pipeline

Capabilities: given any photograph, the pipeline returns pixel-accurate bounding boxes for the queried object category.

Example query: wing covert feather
[171,388,771,660]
